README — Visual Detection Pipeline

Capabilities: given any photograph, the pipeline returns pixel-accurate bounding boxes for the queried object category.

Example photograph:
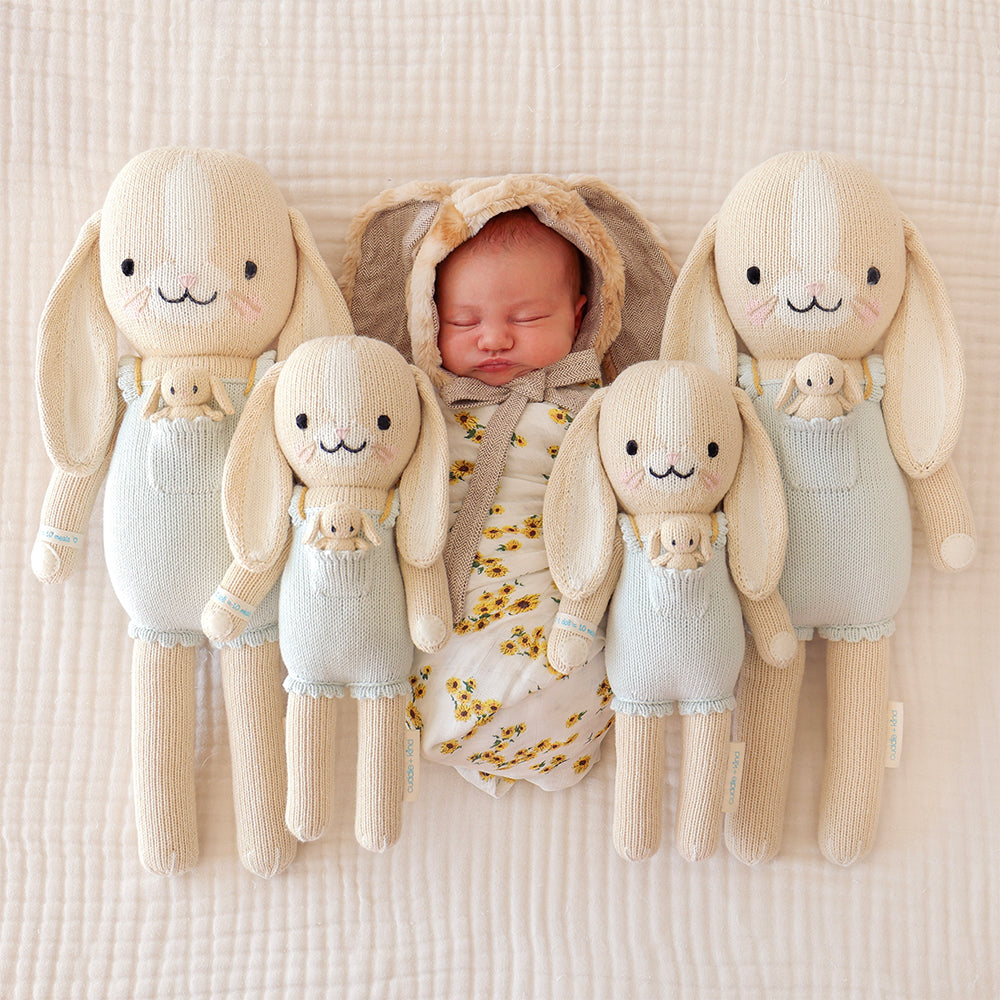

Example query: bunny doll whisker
[746,296,778,326]
[851,296,881,327]
[123,286,150,317]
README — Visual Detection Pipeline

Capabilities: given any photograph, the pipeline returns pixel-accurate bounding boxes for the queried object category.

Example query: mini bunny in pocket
[544,360,794,862]
[32,147,351,876]
[662,151,976,865]
[202,335,451,852]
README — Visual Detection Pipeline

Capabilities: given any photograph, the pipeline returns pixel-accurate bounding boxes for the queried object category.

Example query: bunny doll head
[36,146,351,478]
[221,335,450,575]
[662,151,964,478]
[546,359,787,605]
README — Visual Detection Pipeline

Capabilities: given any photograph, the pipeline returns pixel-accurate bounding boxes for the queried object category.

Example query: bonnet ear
[340,182,453,362]
[881,216,965,477]
[659,216,740,384]
[396,365,450,567]
[36,212,120,475]
[568,177,677,379]
[724,386,787,600]
[543,387,618,600]
[221,363,293,571]
[277,209,354,360]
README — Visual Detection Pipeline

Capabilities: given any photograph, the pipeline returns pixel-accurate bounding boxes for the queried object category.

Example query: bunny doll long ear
[36,212,120,476]
[725,387,788,601]
[276,209,354,360]
[396,366,450,568]
[543,388,618,600]
[659,216,740,385]
[221,364,293,571]
[881,217,965,478]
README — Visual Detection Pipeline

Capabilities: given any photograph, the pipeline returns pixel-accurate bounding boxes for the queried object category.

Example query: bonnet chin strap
[439,348,603,626]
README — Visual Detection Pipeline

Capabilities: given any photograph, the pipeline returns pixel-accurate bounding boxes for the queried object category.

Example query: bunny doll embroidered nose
[805,281,824,297]
[179,273,198,290]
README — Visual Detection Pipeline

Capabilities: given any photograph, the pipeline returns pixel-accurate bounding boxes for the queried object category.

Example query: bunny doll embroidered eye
[296,413,308,429]
[747,266,761,285]
[377,414,391,430]
[626,439,638,455]
[121,258,135,276]
[867,266,881,285]
[245,260,257,279]
[708,441,719,458]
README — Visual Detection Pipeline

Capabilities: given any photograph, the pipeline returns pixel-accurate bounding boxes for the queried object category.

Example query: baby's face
[435,237,586,386]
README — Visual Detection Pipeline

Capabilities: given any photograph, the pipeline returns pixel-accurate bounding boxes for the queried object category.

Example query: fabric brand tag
[885,701,904,768]
[403,726,420,802]
[722,741,745,813]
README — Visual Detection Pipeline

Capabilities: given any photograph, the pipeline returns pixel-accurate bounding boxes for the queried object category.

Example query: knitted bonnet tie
[439,347,602,624]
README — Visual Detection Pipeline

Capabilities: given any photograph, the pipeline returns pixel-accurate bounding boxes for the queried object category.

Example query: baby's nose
[477,321,515,349]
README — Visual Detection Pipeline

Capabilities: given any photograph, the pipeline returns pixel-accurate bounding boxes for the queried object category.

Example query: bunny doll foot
[138,827,199,877]
[241,832,298,879]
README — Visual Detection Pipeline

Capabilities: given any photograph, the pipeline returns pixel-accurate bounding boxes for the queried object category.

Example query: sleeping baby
[341,175,676,794]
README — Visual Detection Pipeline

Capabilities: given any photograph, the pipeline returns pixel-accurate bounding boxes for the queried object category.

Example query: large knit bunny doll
[544,360,794,861]
[32,147,351,876]
[661,151,976,866]
[340,174,676,795]
[202,335,451,852]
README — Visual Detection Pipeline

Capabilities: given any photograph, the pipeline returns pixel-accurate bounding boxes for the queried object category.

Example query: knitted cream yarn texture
[33,146,351,877]
[544,359,792,861]
[660,150,975,865]
[203,335,451,852]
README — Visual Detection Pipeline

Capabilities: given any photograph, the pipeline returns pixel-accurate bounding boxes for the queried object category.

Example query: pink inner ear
[852,297,880,327]
[746,297,777,326]
[227,291,264,321]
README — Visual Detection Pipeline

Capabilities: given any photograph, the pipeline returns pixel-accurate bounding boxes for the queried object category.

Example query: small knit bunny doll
[661,151,976,866]
[544,359,794,861]
[33,147,351,877]
[202,335,451,852]
[144,367,235,422]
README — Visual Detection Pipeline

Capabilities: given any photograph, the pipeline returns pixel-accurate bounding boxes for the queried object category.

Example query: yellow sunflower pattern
[410,394,611,793]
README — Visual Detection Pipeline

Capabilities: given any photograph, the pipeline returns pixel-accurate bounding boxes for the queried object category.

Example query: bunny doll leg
[613,712,668,861]
[219,640,297,877]
[725,638,807,865]
[818,636,889,866]
[131,638,198,876]
[675,710,732,862]
[355,694,406,853]
[285,691,338,842]
[907,459,976,572]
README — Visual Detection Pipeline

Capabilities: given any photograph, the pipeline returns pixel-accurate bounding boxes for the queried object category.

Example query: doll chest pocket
[145,416,231,495]
[777,409,860,492]
[306,546,374,599]
[646,563,710,619]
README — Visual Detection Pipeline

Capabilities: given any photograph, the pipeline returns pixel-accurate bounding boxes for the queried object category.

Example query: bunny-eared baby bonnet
[340,175,676,794]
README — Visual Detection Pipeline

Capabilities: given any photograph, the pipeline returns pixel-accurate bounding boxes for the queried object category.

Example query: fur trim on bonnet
[340,174,677,387]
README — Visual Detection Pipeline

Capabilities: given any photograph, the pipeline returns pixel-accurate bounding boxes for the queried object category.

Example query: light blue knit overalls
[737,354,912,641]
[606,512,744,717]
[280,486,412,700]
[104,354,279,648]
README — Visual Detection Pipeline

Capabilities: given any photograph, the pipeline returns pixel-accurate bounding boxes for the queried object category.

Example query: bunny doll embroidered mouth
[319,438,367,455]
[157,287,220,306]
[787,296,842,314]
[649,464,695,480]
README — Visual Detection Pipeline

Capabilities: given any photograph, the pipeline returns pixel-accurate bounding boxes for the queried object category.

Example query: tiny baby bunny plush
[661,151,976,866]
[32,147,352,876]
[202,335,451,852]
[544,359,794,862]
[144,367,235,422]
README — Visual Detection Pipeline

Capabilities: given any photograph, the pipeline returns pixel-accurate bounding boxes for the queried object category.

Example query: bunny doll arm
[907,459,976,572]
[202,537,291,645]
[548,534,623,674]
[739,590,797,668]
[399,558,451,653]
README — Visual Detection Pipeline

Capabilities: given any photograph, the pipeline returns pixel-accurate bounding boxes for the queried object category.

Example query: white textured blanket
[3,2,997,998]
